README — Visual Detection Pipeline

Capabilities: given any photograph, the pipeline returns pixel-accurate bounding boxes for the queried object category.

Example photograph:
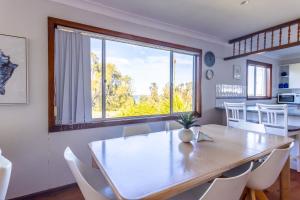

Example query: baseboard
[9,183,77,200]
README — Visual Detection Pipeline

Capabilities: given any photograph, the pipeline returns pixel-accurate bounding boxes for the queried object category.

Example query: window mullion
[102,39,106,119]
[170,51,174,115]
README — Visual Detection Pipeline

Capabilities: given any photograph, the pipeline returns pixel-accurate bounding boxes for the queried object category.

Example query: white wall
[0,0,280,198]
[289,63,300,88]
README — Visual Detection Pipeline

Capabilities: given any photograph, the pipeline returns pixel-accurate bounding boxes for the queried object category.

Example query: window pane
[247,65,255,97]
[105,40,170,118]
[173,52,194,113]
[91,38,103,119]
[255,66,267,96]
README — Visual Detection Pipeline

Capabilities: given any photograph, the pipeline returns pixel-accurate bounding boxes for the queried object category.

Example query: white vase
[178,128,194,143]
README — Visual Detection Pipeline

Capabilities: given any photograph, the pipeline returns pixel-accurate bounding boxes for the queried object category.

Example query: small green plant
[177,112,199,129]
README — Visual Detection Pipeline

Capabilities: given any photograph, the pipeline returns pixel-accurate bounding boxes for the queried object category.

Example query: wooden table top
[89,124,293,200]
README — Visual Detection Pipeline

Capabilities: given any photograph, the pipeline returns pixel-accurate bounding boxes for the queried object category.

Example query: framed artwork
[0,34,28,104]
[233,64,241,80]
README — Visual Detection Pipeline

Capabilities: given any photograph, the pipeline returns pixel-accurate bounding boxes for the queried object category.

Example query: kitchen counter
[216,104,300,132]
[216,104,300,117]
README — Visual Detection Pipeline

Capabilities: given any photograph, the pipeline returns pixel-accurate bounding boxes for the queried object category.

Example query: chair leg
[250,189,256,200]
[255,190,269,200]
[240,188,248,200]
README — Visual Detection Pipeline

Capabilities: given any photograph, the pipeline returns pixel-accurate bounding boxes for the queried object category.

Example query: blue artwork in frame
[0,50,18,95]
[0,34,28,104]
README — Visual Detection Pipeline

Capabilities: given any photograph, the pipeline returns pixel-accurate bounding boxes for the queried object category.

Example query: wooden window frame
[246,60,272,100]
[48,17,202,132]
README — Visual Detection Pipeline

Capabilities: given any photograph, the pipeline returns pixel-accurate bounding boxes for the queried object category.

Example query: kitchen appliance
[278,93,300,104]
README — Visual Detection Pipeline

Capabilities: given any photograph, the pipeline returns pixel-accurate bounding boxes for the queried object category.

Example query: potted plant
[177,112,199,143]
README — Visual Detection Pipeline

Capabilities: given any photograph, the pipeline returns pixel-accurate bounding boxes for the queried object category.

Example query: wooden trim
[246,60,272,100]
[271,31,274,48]
[225,18,300,60]
[233,42,236,55]
[229,18,300,44]
[257,34,259,51]
[48,17,202,133]
[251,37,253,52]
[48,17,201,53]
[49,115,181,132]
[224,40,300,60]
[279,28,282,45]
[298,22,300,42]
[288,25,291,44]
[48,18,56,131]
[9,183,77,200]
[194,53,202,118]
[264,32,266,49]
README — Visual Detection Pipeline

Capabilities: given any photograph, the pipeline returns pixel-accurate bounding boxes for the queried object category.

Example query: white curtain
[55,29,92,125]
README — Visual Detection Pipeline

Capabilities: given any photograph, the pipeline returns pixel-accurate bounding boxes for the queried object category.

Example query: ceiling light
[240,0,249,5]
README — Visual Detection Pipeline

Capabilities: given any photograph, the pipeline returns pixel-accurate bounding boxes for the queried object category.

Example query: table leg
[280,156,290,200]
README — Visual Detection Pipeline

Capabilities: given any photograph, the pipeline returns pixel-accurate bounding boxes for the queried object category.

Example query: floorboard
[23,170,300,200]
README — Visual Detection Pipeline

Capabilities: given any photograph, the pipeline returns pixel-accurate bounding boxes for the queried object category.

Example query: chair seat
[81,166,116,199]
[222,161,261,178]
[169,183,211,200]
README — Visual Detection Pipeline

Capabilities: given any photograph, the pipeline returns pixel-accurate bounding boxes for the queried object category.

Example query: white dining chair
[0,154,12,200]
[64,147,116,200]
[122,123,151,137]
[170,162,253,200]
[165,120,183,131]
[257,104,289,136]
[245,143,293,200]
[228,121,266,134]
[257,103,300,172]
[224,102,247,127]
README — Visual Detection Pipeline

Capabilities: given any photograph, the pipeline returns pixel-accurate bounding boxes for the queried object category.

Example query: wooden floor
[21,170,300,200]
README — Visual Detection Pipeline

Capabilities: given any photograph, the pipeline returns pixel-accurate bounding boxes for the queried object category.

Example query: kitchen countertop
[216,104,300,132]
[216,105,300,117]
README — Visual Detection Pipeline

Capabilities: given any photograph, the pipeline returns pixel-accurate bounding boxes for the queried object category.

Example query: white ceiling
[83,0,300,41]
[51,0,300,43]
[263,46,300,60]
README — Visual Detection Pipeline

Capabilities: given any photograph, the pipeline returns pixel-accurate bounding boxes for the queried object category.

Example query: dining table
[89,124,294,200]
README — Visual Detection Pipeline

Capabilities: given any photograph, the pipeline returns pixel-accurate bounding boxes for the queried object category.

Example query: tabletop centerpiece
[177,112,199,143]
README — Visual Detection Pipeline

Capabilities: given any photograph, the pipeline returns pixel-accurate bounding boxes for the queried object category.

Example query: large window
[247,60,272,99]
[48,17,201,132]
[91,38,196,119]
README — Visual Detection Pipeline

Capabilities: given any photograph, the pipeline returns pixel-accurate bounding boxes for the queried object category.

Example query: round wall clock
[206,69,214,80]
[204,51,215,67]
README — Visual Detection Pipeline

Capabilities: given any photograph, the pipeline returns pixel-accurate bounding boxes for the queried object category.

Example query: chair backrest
[123,124,151,137]
[247,143,293,190]
[64,147,108,200]
[0,154,12,200]
[224,102,246,127]
[200,162,253,200]
[257,104,288,136]
[165,121,183,131]
[229,121,266,134]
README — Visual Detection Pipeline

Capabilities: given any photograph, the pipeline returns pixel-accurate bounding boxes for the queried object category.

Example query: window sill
[49,112,200,133]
